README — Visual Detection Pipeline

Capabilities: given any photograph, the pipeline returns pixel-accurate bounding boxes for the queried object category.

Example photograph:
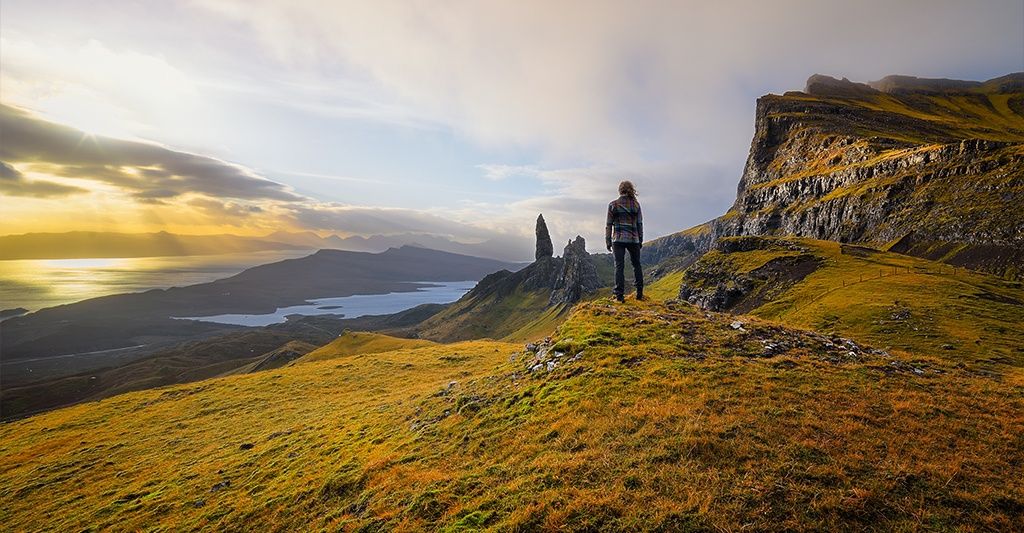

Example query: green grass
[681,237,1024,369]
[644,270,684,302]
[2,299,1022,531]
[296,331,436,364]
[417,287,560,342]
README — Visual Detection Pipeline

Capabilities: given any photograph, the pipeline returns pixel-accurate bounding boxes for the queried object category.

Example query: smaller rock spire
[535,214,553,260]
[550,235,601,305]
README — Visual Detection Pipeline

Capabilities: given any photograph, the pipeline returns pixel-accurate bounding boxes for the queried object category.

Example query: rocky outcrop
[677,238,821,313]
[535,214,553,260]
[550,236,602,305]
[647,72,1024,278]
[476,228,603,307]
[414,216,608,342]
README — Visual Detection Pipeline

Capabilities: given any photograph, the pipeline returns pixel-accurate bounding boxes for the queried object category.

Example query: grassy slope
[2,300,1022,531]
[417,287,564,343]
[296,331,436,364]
[681,237,1024,369]
[772,88,1024,145]
[644,270,685,302]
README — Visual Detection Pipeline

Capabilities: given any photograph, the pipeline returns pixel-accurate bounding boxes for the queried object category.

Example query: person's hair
[618,180,637,198]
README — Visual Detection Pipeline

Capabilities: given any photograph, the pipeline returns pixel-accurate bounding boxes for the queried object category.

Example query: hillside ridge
[646,72,1024,278]
[2,299,1021,530]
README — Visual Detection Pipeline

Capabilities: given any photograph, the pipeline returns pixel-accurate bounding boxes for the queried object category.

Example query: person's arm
[637,203,643,245]
[605,202,614,250]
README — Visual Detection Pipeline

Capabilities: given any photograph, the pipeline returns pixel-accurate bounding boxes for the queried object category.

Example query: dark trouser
[612,242,643,298]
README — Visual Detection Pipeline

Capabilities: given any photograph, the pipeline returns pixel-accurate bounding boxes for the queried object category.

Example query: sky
[1,0,1022,260]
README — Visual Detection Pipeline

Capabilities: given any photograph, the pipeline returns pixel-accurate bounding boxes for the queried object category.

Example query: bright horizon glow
[41,258,126,269]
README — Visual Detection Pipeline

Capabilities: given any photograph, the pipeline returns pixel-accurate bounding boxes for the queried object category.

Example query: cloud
[287,202,507,241]
[187,0,1021,246]
[0,37,201,139]
[3,1,1020,256]
[0,160,87,197]
[0,103,303,202]
[193,0,1023,165]
[0,102,535,255]
[464,162,733,251]
[476,164,538,182]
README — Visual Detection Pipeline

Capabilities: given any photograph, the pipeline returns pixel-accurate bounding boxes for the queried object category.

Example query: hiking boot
[615,294,625,303]
[636,288,644,301]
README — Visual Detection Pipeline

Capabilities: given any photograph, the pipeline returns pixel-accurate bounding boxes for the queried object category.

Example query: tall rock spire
[535,214,553,260]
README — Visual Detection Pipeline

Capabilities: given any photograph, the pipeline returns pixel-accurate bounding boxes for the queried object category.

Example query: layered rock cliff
[646,72,1024,277]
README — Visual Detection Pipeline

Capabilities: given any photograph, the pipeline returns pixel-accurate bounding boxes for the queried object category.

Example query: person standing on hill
[606,180,644,303]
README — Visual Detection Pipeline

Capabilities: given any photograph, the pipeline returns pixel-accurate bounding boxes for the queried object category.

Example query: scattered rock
[890,307,912,321]
[239,443,254,450]
[730,320,746,331]
[210,481,231,492]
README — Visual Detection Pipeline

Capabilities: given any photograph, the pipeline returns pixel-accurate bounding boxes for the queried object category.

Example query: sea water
[177,280,475,327]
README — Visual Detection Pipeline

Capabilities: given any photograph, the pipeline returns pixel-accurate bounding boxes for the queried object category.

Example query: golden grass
[2,300,1022,531]
[686,238,1024,369]
[296,331,435,364]
[417,288,557,343]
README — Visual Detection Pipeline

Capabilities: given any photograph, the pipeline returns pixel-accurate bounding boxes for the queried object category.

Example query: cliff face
[646,72,1024,277]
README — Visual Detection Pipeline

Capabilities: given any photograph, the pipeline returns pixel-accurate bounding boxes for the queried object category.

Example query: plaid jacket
[606,195,643,245]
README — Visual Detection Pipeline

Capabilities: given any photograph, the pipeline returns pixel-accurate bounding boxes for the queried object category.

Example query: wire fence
[789,263,963,316]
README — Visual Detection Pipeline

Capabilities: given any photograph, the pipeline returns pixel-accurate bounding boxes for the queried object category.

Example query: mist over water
[0,250,315,312]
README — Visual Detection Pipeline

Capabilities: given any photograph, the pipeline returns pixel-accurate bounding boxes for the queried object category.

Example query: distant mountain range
[1,245,521,361]
[0,230,529,262]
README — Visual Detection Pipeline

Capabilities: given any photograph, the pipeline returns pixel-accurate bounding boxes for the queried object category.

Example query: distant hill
[645,72,1024,277]
[0,230,530,262]
[0,304,448,420]
[0,246,520,360]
